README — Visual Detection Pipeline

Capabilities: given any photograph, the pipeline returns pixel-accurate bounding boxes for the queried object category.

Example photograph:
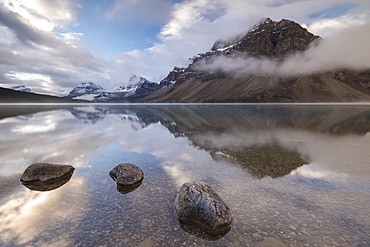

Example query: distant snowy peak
[66,82,104,98]
[113,75,151,94]
[94,75,161,102]
[11,85,31,92]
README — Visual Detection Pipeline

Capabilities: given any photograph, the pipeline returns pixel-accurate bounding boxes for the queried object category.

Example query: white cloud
[0,2,109,95]
[0,0,80,31]
[5,71,52,82]
[308,8,370,36]
[59,32,84,47]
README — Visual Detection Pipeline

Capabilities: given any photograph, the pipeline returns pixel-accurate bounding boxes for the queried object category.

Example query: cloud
[111,0,370,87]
[308,7,370,36]
[0,0,80,31]
[0,7,58,47]
[281,21,370,73]
[0,2,109,95]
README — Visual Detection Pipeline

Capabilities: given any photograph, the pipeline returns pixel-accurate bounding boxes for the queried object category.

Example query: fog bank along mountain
[144,18,370,103]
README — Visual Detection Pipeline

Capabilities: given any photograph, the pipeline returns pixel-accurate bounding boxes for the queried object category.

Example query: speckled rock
[20,163,75,183]
[109,163,144,189]
[174,181,232,235]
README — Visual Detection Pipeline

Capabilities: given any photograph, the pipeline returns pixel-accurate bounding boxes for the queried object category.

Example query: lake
[0,104,369,246]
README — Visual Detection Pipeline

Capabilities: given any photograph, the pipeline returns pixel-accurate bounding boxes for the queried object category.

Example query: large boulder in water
[20,163,75,191]
[174,181,232,235]
[109,163,144,194]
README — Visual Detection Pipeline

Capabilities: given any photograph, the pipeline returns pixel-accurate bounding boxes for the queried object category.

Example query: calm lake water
[0,104,369,247]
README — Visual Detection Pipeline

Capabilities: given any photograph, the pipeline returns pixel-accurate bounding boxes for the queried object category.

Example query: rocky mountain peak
[159,67,186,86]
[210,17,320,58]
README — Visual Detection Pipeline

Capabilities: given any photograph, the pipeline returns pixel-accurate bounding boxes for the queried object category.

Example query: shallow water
[0,104,369,247]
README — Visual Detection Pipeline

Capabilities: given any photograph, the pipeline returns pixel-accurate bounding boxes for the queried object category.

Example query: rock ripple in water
[174,181,232,235]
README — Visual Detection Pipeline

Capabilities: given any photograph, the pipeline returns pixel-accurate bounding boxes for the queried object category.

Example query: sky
[0,0,369,96]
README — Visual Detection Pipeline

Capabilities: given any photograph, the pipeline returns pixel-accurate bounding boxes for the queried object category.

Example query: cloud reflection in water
[0,177,88,246]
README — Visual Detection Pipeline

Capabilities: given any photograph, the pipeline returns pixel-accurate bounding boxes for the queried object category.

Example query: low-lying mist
[195,22,370,77]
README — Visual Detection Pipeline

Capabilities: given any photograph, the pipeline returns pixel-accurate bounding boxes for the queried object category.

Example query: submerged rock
[20,163,75,191]
[109,163,144,194]
[174,181,232,235]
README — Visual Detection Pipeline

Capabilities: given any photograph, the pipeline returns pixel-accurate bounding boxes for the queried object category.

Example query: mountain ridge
[0,86,87,103]
[141,18,370,103]
[93,75,161,102]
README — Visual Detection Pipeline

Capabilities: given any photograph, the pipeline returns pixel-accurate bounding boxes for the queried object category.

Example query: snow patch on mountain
[11,85,31,92]
[73,94,100,101]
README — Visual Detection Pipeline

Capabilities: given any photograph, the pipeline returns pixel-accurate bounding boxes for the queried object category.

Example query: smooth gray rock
[20,163,75,183]
[254,237,288,247]
[109,163,144,187]
[174,181,232,235]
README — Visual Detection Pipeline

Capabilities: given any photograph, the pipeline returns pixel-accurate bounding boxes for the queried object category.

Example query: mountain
[65,82,104,99]
[94,75,161,102]
[142,18,370,103]
[0,86,86,103]
[209,17,319,58]
[11,85,32,92]
[113,74,147,97]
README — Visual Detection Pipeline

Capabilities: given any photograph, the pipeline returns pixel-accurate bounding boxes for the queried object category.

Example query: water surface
[0,104,369,246]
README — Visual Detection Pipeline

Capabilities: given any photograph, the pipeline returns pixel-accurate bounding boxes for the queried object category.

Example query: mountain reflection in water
[68,104,370,178]
[0,104,370,247]
[65,104,370,135]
